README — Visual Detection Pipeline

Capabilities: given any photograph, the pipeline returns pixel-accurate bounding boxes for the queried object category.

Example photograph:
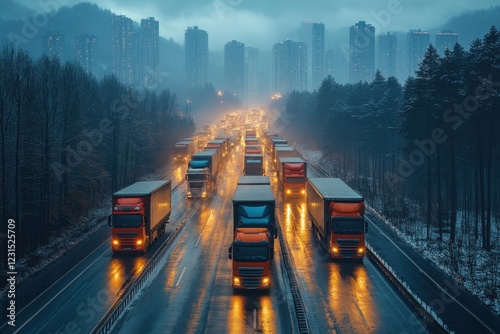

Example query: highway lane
[112,143,293,334]
[0,165,189,334]
[366,210,500,334]
[268,157,429,333]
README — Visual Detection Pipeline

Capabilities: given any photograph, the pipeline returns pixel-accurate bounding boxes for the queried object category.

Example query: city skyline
[11,0,498,52]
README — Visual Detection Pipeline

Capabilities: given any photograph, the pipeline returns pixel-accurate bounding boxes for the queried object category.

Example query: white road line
[253,309,257,329]
[175,267,187,287]
[194,233,202,247]
[13,246,109,333]
[367,216,495,333]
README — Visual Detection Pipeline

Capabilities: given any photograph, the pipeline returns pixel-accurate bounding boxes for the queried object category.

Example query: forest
[277,27,499,299]
[0,45,195,269]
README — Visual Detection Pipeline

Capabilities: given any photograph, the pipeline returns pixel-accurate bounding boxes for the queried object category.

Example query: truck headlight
[331,247,338,254]
[286,189,291,194]
[112,239,119,246]
[233,277,241,286]
[136,239,143,245]
[262,277,270,287]
[358,247,365,254]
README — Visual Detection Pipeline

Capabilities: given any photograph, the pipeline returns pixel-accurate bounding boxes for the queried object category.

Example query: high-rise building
[185,26,209,87]
[378,32,398,78]
[408,29,430,76]
[312,23,325,90]
[435,30,458,56]
[75,34,98,77]
[272,40,308,94]
[349,21,375,83]
[140,17,159,89]
[42,32,65,61]
[112,15,136,86]
[224,40,245,99]
[324,48,335,79]
[246,46,259,104]
[299,21,313,90]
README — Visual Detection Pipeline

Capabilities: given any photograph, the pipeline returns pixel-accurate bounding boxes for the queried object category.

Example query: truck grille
[117,232,138,238]
[241,277,262,288]
[239,267,263,277]
[337,239,359,247]
[340,249,357,257]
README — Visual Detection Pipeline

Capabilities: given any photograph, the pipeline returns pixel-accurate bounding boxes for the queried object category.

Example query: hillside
[0,2,184,87]
[436,6,500,47]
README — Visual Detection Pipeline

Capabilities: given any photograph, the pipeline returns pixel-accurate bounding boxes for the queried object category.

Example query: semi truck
[173,140,195,163]
[245,145,261,155]
[243,154,265,176]
[186,150,219,198]
[278,157,307,197]
[109,180,171,253]
[228,184,276,290]
[306,178,367,260]
[274,146,296,169]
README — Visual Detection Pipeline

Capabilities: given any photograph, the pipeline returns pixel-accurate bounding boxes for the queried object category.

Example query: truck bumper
[232,275,270,290]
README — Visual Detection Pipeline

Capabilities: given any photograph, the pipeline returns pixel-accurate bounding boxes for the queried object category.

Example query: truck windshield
[113,214,142,228]
[233,245,268,262]
[331,218,364,234]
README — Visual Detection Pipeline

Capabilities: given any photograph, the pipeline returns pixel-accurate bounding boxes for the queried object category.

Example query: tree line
[0,45,195,269]
[279,27,499,255]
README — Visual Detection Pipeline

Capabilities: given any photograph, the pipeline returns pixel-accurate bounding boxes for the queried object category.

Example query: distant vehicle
[109,181,171,253]
[173,140,195,163]
[307,178,367,260]
[229,184,276,290]
[186,150,219,198]
[278,157,307,197]
[243,153,265,176]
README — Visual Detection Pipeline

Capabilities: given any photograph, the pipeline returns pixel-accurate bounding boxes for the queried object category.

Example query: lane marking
[253,309,257,329]
[13,248,109,333]
[194,233,202,247]
[367,215,495,333]
[175,267,186,287]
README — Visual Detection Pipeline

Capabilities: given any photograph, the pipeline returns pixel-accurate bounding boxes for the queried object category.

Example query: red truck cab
[229,228,272,290]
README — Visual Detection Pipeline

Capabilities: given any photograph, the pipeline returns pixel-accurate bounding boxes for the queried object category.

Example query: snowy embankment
[297,143,500,316]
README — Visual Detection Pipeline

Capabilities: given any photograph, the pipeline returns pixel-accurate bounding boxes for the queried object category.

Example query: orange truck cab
[229,184,276,290]
[307,178,367,260]
[108,181,171,254]
[228,228,273,290]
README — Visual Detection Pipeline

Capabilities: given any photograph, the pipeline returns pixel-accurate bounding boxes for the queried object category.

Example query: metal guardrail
[91,209,193,334]
[366,243,454,333]
[277,225,310,334]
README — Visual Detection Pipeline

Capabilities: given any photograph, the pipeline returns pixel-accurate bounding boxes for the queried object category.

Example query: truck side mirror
[365,221,368,233]
[107,215,112,227]
[228,246,233,260]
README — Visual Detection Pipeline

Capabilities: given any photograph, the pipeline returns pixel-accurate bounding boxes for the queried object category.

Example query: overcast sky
[15,0,500,50]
